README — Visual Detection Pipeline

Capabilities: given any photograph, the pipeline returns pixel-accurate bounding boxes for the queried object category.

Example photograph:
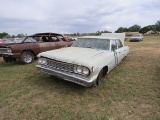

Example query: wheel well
[103,66,108,76]
[21,50,36,57]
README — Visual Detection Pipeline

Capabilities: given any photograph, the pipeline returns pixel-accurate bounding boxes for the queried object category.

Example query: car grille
[0,48,7,53]
[45,58,74,73]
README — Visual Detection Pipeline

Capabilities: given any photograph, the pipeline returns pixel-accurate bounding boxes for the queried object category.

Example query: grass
[0,36,160,120]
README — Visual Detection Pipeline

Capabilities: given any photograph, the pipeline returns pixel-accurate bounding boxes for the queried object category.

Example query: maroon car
[0,33,74,64]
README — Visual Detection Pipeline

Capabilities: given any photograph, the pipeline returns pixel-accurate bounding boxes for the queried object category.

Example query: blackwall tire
[20,52,34,64]
[92,69,104,87]
[3,56,10,62]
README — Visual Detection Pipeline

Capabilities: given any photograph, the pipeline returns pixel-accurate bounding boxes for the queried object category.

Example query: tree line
[64,30,111,37]
[115,20,160,34]
[0,33,26,39]
[0,20,159,38]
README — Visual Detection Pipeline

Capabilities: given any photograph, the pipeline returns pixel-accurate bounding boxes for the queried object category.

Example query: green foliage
[65,30,111,36]
[0,32,26,38]
[17,33,26,38]
[3,35,11,38]
[139,25,156,34]
[0,32,10,38]
[155,20,160,31]
[115,27,128,33]
[128,24,141,32]
[115,25,141,33]
[115,20,160,34]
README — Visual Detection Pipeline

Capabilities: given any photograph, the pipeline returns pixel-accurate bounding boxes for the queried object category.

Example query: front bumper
[130,39,141,42]
[1,53,21,58]
[36,65,96,87]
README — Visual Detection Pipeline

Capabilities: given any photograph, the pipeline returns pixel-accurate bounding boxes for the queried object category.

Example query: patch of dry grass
[0,36,160,120]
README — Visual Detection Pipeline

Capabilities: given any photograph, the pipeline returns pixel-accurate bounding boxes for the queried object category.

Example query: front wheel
[3,56,10,62]
[93,69,104,87]
[3,56,16,62]
[20,52,34,64]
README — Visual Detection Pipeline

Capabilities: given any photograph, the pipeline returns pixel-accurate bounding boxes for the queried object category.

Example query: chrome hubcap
[24,54,32,63]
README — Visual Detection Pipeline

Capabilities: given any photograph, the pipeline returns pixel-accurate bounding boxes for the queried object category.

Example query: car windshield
[72,38,110,50]
[23,37,37,43]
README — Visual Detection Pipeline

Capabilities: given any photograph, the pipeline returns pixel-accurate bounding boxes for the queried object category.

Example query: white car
[36,35,129,87]
[130,34,143,42]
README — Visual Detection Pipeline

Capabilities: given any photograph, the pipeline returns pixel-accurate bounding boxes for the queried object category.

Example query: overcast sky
[0,0,159,35]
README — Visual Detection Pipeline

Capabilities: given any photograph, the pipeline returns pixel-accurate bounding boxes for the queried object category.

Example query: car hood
[0,42,22,47]
[130,37,140,39]
[38,47,111,68]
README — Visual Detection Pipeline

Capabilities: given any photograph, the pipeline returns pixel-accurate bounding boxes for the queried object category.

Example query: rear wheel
[20,51,34,64]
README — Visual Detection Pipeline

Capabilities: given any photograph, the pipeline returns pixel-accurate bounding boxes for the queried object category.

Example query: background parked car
[0,39,7,46]
[129,34,143,42]
[0,32,74,64]
[4,38,25,44]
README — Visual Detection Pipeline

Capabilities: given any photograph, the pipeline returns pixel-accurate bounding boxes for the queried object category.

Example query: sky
[0,0,159,35]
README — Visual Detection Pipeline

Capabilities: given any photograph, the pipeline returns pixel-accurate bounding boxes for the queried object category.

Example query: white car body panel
[130,34,143,42]
[36,36,129,87]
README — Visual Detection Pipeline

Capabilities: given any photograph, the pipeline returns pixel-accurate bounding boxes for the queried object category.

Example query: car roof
[133,34,142,35]
[78,36,119,40]
[27,32,63,37]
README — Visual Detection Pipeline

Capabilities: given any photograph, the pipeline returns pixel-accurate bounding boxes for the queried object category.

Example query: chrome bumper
[36,65,96,87]
[130,39,140,41]
[2,53,14,55]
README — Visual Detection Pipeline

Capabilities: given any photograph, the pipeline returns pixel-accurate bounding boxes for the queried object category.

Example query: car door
[111,40,118,65]
[54,36,70,48]
[111,40,123,64]
[115,39,124,63]
[39,36,58,52]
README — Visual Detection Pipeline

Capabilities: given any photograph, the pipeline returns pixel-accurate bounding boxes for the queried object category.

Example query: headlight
[74,65,90,76]
[77,66,83,73]
[82,67,89,75]
[38,58,47,65]
[7,48,12,53]
[38,58,42,64]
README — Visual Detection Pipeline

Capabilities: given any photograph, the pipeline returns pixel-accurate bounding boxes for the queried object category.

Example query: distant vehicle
[4,38,25,44]
[0,33,74,64]
[0,38,24,47]
[0,39,6,46]
[36,35,129,87]
[129,34,143,42]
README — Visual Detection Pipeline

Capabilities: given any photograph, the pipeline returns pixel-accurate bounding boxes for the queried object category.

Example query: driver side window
[111,40,117,51]
[116,39,123,48]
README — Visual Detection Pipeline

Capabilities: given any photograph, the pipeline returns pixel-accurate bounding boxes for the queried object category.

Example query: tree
[115,27,128,33]
[155,20,160,31]
[11,35,16,38]
[17,33,25,38]
[0,32,10,38]
[3,35,11,38]
[101,30,111,33]
[139,25,156,34]
[128,24,141,32]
